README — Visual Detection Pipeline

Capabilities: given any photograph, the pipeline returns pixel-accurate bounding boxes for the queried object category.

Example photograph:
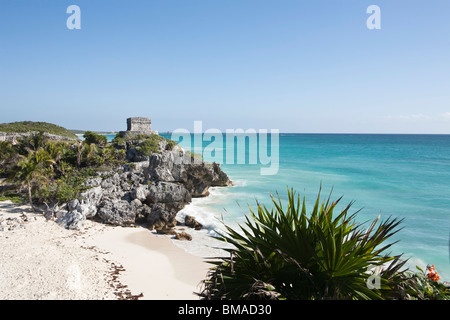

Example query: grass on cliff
[112,132,176,155]
[0,121,79,140]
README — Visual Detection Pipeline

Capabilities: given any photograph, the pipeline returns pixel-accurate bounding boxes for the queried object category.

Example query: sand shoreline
[0,200,210,300]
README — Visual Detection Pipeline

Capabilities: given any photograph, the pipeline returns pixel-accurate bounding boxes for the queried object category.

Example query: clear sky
[1,0,449,133]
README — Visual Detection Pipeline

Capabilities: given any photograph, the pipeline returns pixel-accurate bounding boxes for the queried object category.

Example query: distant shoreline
[72,130,117,135]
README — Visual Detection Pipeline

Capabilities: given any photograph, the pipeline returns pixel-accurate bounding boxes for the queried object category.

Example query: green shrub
[0,121,78,139]
[17,131,49,154]
[0,192,25,204]
[83,131,107,146]
[167,140,175,150]
[199,188,413,300]
[55,179,81,203]
[111,134,125,146]
[405,266,450,300]
[0,141,19,175]
[137,137,160,156]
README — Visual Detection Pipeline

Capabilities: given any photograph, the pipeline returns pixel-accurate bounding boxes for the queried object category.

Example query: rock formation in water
[54,133,232,238]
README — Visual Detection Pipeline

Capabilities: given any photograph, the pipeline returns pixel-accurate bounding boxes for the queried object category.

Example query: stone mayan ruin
[121,117,158,137]
[127,117,151,133]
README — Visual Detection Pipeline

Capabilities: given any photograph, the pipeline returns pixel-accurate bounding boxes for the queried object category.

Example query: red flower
[426,264,440,282]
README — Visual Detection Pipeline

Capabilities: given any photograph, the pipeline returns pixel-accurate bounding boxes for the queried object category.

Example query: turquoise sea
[101,132,450,281]
[166,133,450,281]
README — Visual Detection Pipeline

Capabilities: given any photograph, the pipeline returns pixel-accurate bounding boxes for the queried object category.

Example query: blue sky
[1,0,449,133]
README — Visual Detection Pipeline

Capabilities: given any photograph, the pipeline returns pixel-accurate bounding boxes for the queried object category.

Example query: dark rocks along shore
[48,138,232,240]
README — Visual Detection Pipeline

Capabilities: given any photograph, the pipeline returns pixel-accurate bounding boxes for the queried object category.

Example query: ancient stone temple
[127,117,152,133]
[121,117,158,137]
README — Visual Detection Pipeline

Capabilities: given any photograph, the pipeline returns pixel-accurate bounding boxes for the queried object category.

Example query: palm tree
[82,142,101,167]
[8,148,54,212]
[198,188,411,300]
[17,131,48,154]
[0,141,20,175]
[44,141,67,177]
[45,141,64,164]
[75,140,85,168]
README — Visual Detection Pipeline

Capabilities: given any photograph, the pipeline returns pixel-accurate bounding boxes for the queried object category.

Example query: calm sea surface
[105,133,450,280]
[171,133,450,281]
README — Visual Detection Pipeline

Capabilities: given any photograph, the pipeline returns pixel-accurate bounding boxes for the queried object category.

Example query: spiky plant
[198,188,412,300]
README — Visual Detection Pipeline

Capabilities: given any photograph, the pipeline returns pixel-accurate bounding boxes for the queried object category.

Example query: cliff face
[0,132,77,143]
[53,141,232,233]
[146,151,233,197]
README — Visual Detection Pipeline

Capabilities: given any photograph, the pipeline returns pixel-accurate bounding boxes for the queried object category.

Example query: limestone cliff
[54,137,232,234]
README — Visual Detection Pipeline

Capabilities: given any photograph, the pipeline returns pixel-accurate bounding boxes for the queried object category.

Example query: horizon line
[75,131,450,136]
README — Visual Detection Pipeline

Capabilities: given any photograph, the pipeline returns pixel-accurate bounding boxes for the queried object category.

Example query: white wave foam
[171,185,246,258]
[176,202,223,232]
[230,179,248,187]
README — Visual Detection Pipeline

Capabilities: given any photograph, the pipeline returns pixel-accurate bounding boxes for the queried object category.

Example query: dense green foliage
[83,131,107,146]
[0,192,25,204]
[0,131,125,207]
[0,141,20,175]
[112,132,175,154]
[0,121,78,139]
[405,266,450,300]
[137,137,161,155]
[0,128,177,209]
[199,188,449,300]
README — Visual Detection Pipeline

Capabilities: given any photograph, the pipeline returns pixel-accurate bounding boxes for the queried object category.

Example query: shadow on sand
[0,201,33,214]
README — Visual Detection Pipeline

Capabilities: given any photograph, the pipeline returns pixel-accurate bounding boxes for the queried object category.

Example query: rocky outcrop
[147,204,178,231]
[97,199,141,226]
[0,132,77,143]
[174,231,192,241]
[184,215,203,230]
[53,146,231,232]
[56,210,85,230]
[146,151,232,197]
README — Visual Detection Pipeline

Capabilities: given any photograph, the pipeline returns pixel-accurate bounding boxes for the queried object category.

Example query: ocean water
[163,133,450,281]
[104,134,116,142]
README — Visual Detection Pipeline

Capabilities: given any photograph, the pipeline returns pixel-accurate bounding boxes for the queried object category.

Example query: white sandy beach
[0,200,210,300]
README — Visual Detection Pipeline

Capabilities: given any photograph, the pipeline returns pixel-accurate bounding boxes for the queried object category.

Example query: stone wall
[127,117,152,133]
[122,117,158,136]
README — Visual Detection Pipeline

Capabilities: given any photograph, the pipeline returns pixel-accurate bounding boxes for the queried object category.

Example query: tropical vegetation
[198,188,449,300]
[0,122,174,210]
[82,131,108,146]
[0,121,78,139]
